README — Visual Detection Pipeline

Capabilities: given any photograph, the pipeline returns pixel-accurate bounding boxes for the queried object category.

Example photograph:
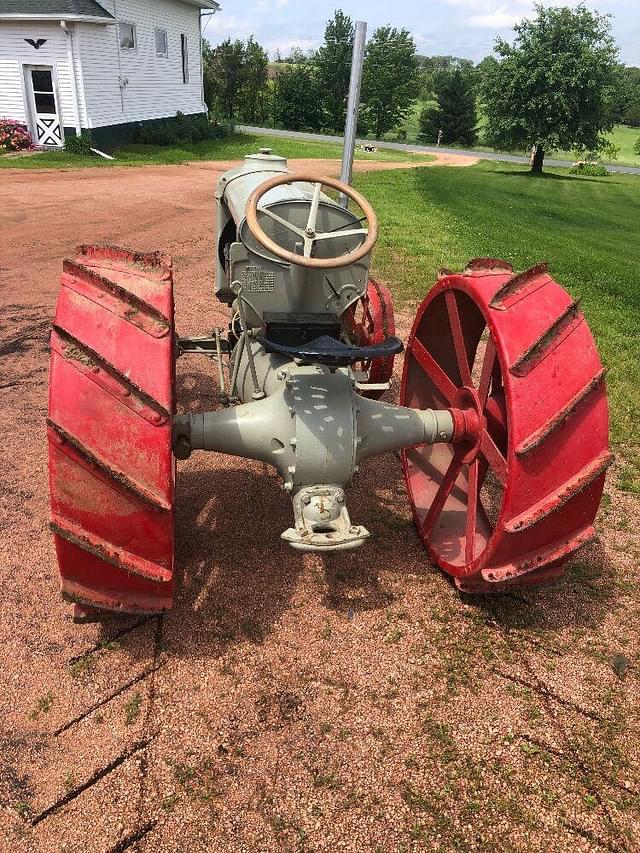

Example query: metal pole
[339,20,367,208]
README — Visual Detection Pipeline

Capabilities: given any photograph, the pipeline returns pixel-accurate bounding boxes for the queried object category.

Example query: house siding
[77,0,205,129]
[0,20,85,133]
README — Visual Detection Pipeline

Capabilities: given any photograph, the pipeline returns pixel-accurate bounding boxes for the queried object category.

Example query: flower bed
[0,118,34,152]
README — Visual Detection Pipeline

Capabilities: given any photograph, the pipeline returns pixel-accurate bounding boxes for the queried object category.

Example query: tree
[204,38,246,120]
[203,37,270,123]
[418,105,441,142]
[361,26,419,139]
[418,55,475,99]
[273,65,323,131]
[239,37,269,124]
[421,68,477,145]
[202,41,216,113]
[481,4,620,172]
[315,10,354,132]
[614,66,640,127]
[474,55,497,94]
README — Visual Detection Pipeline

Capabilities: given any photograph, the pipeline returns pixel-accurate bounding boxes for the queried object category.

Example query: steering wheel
[245,172,378,270]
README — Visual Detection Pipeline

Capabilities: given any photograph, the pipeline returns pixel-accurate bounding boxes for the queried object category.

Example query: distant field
[354,160,640,487]
[0,133,434,170]
[394,101,640,166]
[552,124,640,167]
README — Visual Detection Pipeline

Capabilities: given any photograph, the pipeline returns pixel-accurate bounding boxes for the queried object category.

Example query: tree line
[203,5,640,173]
[203,11,419,139]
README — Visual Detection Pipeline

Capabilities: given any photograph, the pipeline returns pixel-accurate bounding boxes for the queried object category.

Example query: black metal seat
[256,334,404,368]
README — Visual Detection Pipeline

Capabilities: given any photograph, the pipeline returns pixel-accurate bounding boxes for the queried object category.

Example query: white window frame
[155,28,168,58]
[118,21,136,52]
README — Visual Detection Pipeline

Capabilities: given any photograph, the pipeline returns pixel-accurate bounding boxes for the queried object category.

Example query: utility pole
[339,20,367,208]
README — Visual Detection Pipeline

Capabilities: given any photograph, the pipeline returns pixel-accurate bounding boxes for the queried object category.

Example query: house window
[118,22,136,51]
[155,28,168,57]
[181,34,189,83]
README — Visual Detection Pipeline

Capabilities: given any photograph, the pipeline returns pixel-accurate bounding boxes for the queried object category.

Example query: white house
[0,0,218,148]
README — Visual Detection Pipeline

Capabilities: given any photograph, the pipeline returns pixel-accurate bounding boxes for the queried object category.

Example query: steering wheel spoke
[305,182,322,235]
[246,172,379,269]
[303,235,315,258]
[313,227,369,242]
[257,206,305,239]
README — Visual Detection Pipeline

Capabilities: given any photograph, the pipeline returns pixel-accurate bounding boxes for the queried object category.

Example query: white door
[26,66,64,147]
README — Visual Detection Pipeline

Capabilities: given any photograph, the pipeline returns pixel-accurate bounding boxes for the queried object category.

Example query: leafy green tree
[615,66,640,127]
[315,10,354,131]
[273,65,323,131]
[422,68,477,145]
[472,55,497,96]
[203,37,271,123]
[419,55,475,99]
[361,26,419,139]
[481,4,620,172]
[204,38,246,120]
[239,37,269,123]
[202,41,216,113]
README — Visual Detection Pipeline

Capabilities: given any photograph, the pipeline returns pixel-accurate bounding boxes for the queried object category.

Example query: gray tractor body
[174,152,453,551]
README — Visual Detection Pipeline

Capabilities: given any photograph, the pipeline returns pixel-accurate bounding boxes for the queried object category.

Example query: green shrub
[154,123,179,146]
[634,137,640,155]
[569,162,609,177]
[135,125,153,145]
[190,113,220,141]
[64,131,93,155]
[134,112,224,146]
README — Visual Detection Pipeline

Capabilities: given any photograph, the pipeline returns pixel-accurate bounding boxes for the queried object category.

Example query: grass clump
[68,653,94,678]
[123,692,142,725]
[28,691,53,720]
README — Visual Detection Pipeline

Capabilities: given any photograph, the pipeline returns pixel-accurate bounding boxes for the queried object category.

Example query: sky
[202,0,640,66]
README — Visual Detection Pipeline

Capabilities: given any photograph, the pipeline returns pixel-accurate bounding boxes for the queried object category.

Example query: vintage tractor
[48,149,611,617]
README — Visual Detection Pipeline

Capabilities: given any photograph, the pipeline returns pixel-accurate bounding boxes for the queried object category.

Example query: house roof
[0,0,114,19]
[0,0,219,19]
[178,0,220,8]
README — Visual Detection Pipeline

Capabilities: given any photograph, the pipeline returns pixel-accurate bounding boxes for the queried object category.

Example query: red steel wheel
[400,259,611,593]
[348,278,396,400]
[48,245,176,615]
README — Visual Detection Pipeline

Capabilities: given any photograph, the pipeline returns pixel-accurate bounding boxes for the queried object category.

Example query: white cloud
[443,0,586,29]
[253,0,289,12]
[205,13,256,39]
[468,9,525,28]
[413,32,439,51]
[443,0,530,28]
[262,36,320,57]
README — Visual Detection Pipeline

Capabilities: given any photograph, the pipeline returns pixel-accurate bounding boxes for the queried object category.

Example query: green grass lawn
[0,133,434,170]
[354,161,640,485]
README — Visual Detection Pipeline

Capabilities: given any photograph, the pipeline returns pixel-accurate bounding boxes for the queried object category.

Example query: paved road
[237,124,640,175]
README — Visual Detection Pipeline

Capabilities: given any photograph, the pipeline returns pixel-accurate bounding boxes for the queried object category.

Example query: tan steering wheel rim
[245,172,378,270]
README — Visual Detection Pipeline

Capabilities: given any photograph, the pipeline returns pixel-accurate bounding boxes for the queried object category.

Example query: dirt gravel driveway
[1,159,639,853]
